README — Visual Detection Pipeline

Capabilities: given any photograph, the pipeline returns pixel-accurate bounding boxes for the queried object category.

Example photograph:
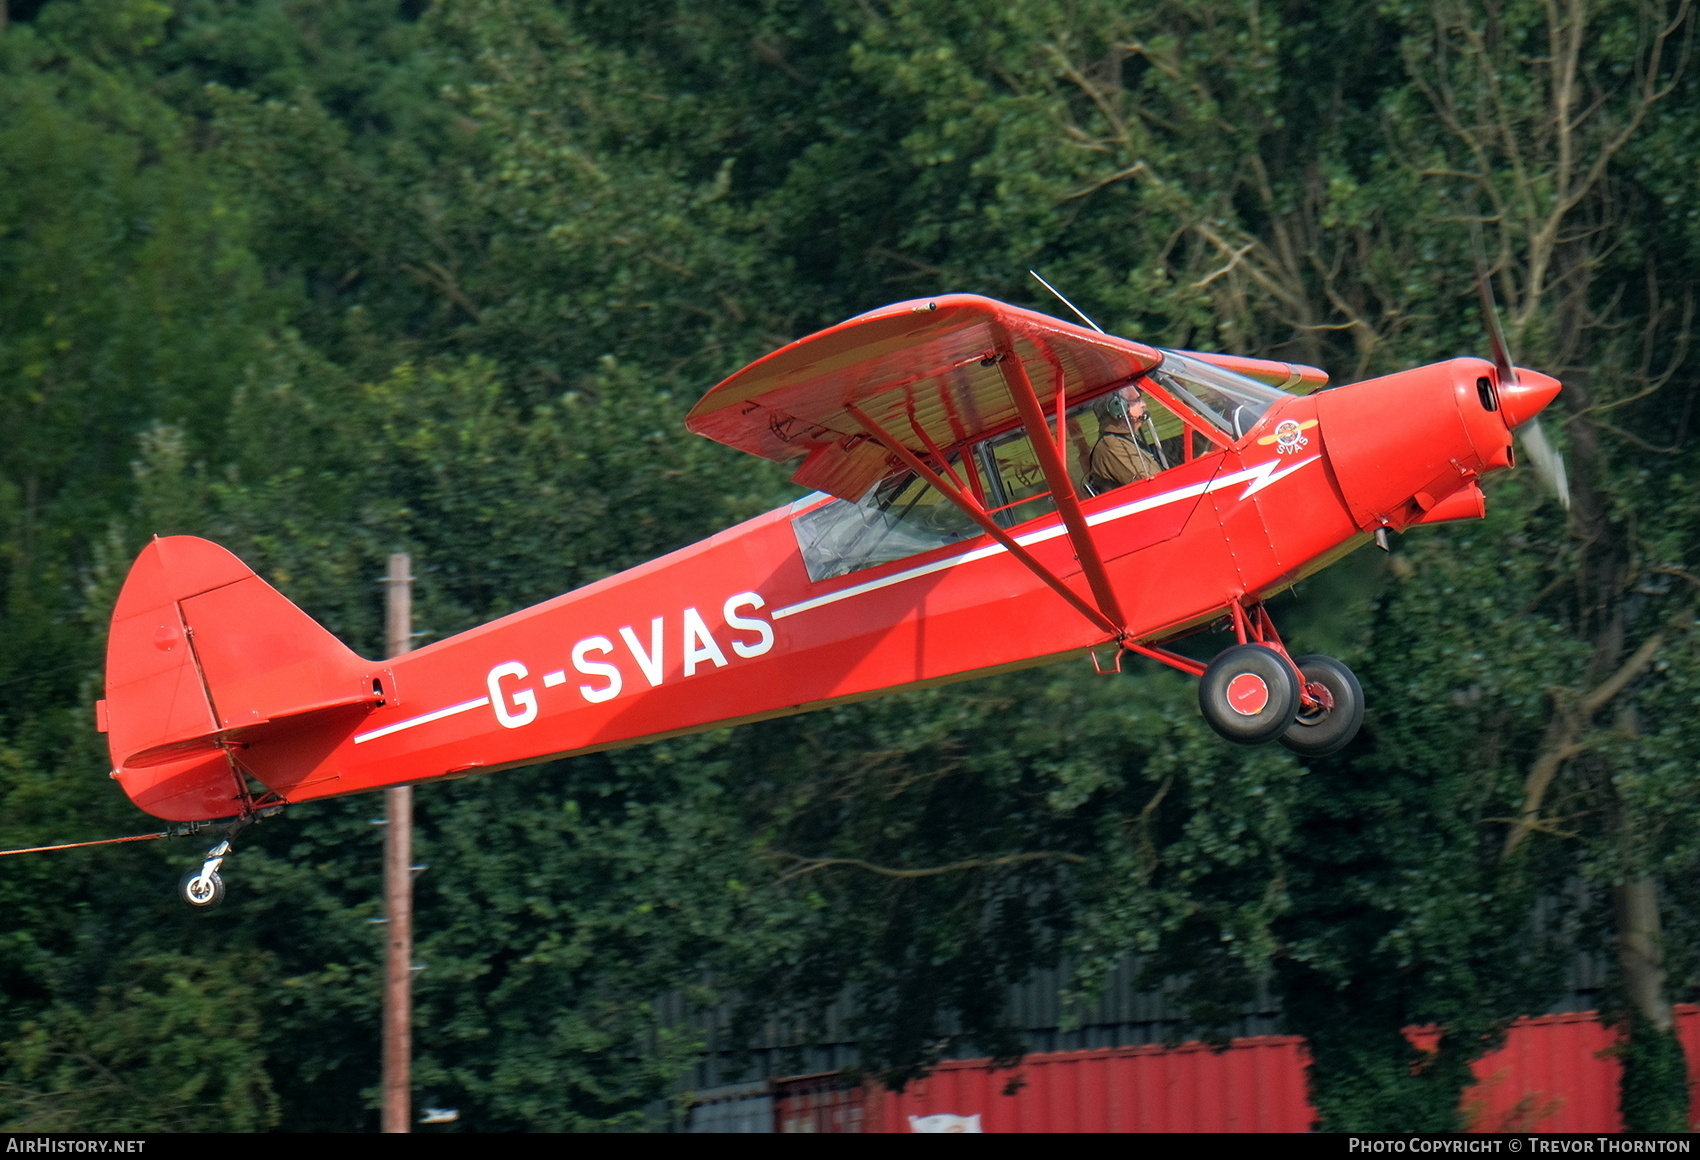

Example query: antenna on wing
[1029,270,1106,334]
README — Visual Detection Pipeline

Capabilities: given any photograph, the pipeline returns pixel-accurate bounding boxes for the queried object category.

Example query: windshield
[1149,351,1290,440]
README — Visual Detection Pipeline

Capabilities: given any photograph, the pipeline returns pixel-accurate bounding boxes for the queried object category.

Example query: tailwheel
[179,868,225,909]
[1279,654,1364,758]
[178,839,232,910]
[1198,644,1300,745]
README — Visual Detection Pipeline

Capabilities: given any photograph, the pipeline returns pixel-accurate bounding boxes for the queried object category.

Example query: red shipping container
[770,1005,1700,1132]
[774,1037,1313,1133]
[1458,1012,1621,1132]
[1460,1005,1700,1132]
[873,1036,1314,1133]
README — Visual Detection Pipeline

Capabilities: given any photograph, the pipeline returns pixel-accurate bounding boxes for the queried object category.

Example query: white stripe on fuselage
[354,695,492,744]
[347,456,1318,745]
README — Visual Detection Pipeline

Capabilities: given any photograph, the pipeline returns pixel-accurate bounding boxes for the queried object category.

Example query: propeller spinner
[1475,274,1570,509]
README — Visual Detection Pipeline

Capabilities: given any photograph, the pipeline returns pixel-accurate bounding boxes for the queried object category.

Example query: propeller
[1475,271,1571,509]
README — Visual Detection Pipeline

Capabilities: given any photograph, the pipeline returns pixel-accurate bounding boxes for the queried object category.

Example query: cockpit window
[791,362,1274,582]
[793,467,980,581]
[977,427,1056,527]
[1150,351,1289,440]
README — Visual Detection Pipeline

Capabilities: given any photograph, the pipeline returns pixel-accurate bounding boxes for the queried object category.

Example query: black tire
[1198,644,1300,745]
[1280,654,1365,758]
[179,868,226,910]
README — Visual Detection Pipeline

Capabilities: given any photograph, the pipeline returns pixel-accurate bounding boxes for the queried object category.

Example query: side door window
[792,466,980,581]
[791,382,1224,580]
[974,388,1217,525]
[975,429,1056,527]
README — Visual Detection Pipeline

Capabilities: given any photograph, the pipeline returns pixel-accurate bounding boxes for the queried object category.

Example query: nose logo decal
[1260,418,1316,456]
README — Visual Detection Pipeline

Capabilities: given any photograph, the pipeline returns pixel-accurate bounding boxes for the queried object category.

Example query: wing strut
[991,323,1129,632]
[844,405,1122,638]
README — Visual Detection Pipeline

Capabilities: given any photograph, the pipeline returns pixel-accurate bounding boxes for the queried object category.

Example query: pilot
[1086,384,1161,493]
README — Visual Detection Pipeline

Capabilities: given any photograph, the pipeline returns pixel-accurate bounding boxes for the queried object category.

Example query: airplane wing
[686,294,1163,500]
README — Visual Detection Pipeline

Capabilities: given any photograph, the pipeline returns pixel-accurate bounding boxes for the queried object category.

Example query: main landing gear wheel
[1198,644,1300,745]
[1279,654,1364,758]
[179,839,232,910]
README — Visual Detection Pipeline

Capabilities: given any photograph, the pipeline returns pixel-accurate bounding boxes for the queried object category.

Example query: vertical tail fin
[102,536,378,820]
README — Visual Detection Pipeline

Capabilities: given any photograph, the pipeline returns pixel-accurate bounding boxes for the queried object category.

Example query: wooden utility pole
[382,552,413,1134]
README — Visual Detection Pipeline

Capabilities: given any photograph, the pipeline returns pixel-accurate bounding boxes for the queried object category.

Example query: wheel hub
[1226,672,1270,716]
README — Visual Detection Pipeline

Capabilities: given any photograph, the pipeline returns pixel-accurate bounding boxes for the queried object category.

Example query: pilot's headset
[1094,385,1139,425]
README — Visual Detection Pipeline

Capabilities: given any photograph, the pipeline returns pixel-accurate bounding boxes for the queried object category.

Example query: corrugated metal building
[676,955,1683,1132]
[667,956,1287,1099]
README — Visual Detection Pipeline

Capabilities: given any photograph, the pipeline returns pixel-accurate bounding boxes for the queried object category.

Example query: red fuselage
[103,351,1554,821]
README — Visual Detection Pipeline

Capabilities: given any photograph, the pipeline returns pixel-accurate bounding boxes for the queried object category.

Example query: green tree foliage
[1,0,1698,1133]
[1,954,278,1132]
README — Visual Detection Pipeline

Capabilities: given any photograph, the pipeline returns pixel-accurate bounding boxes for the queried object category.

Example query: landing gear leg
[1182,599,1367,753]
[179,839,230,910]
[172,802,283,909]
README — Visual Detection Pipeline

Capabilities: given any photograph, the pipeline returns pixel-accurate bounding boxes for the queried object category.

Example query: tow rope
[0,830,172,857]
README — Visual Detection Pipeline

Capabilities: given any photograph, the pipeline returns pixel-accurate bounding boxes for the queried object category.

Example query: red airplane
[97,293,1560,906]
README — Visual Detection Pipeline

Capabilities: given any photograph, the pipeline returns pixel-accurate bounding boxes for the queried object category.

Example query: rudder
[101,536,376,821]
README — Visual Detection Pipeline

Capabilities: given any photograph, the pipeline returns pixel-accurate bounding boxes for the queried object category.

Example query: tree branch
[772,850,1085,885]
[398,261,484,324]
[1503,633,1663,857]
[1580,631,1663,717]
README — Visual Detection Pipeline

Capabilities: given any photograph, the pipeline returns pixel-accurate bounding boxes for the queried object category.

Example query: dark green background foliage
[1,0,1697,1132]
